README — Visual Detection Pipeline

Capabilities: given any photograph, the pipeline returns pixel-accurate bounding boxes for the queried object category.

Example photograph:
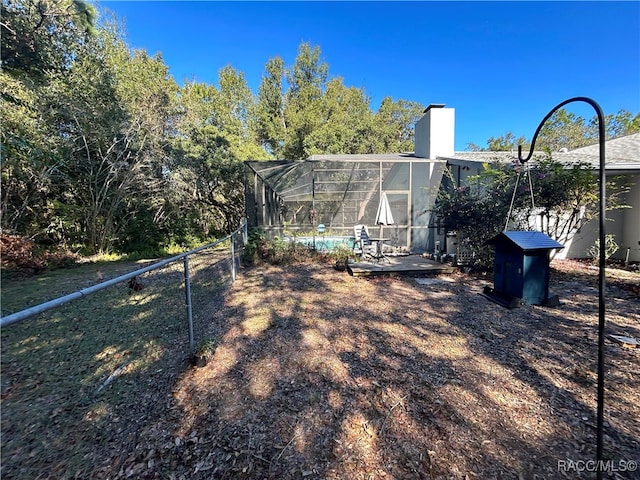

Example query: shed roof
[486,231,564,252]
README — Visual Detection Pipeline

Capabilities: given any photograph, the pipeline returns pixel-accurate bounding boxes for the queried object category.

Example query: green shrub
[242,229,332,266]
[431,157,604,270]
[587,234,619,264]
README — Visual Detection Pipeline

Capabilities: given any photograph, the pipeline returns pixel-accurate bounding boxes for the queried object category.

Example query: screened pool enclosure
[245,155,446,253]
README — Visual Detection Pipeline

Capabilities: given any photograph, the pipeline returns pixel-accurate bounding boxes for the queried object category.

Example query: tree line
[1,0,426,255]
[467,108,639,152]
[2,0,639,257]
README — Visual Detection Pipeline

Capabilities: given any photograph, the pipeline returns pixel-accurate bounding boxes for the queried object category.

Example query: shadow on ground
[0,249,236,479]
[109,262,639,479]
[2,258,638,479]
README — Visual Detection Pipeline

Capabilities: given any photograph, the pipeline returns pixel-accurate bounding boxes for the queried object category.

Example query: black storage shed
[486,231,564,306]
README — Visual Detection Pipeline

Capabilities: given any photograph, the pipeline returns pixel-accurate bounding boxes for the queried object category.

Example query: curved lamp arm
[519,96,606,478]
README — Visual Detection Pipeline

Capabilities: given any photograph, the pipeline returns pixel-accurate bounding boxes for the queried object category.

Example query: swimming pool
[286,236,355,252]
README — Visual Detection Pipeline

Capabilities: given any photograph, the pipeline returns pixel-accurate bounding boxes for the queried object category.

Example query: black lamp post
[517,96,606,478]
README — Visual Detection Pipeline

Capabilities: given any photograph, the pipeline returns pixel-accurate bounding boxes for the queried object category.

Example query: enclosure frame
[244,156,447,253]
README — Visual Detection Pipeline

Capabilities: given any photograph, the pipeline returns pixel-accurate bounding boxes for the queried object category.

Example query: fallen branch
[96,361,128,395]
[379,394,409,434]
[270,433,298,472]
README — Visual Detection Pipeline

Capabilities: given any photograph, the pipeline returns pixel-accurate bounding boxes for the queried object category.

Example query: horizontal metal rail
[1,222,247,328]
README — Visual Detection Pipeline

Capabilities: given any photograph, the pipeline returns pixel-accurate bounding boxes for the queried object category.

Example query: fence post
[183,256,195,357]
[241,221,248,267]
[231,236,236,282]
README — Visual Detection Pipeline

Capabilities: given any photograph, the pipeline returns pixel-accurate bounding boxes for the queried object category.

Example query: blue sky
[99,1,640,151]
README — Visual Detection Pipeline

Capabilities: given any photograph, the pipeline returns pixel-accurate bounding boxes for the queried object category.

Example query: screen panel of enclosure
[245,159,444,253]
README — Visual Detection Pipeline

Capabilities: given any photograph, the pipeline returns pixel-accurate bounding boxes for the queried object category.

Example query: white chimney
[414,104,455,159]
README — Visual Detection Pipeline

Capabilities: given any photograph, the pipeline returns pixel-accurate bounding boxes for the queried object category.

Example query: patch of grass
[1,280,185,477]
[0,247,233,479]
[1,259,152,316]
[196,337,217,357]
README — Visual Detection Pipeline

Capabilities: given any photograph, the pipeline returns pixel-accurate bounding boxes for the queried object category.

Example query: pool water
[288,236,355,252]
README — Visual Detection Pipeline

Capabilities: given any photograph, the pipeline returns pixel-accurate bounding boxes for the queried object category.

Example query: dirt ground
[108,258,639,480]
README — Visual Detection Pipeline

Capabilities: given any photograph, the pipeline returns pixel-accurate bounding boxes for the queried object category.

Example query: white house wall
[545,173,639,262]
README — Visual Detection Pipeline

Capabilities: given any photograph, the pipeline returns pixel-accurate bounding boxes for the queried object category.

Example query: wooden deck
[347,255,456,277]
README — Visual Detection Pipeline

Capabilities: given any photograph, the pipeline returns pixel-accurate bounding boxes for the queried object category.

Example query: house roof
[550,132,640,170]
[438,151,521,163]
[569,132,640,158]
[302,133,640,172]
[486,231,565,252]
[306,153,424,162]
[440,132,640,172]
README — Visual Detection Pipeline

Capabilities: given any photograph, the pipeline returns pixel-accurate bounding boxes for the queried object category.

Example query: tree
[1,0,98,241]
[589,109,640,140]
[178,69,264,161]
[215,66,265,160]
[468,108,640,152]
[486,132,530,152]
[537,109,589,151]
[302,77,374,155]
[1,0,96,77]
[282,43,330,159]
[106,43,179,252]
[172,127,244,234]
[372,97,429,153]
[170,68,265,237]
[44,23,177,253]
[286,42,328,97]
[256,57,286,157]
[256,42,425,160]
[0,70,64,236]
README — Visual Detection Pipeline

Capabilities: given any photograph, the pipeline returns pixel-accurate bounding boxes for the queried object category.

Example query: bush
[587,234,619,265]
[431,157,602,270]
[243,229,331,266]
[1,234,79,277]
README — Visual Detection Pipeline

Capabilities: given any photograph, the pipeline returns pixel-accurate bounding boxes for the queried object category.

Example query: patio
[347,254,456,277]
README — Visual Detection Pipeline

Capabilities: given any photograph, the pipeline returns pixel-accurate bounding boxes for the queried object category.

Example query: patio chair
[353,224,376,260]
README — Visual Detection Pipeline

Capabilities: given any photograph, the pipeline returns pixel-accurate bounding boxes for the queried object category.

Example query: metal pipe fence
[0,221,248,478]
[1,221,248,357]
